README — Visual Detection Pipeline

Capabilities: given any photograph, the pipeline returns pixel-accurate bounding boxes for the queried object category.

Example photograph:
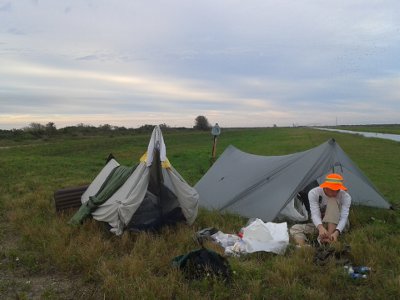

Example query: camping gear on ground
[344,265,371,278]
[69,164,136,225]
[211,231,241,254]
[240,219,289,254]
[313,244,352,266]
[210,219,289,256]
[276,195,309,222]
[68,126,199,235]
[195,138,392,223]
[349,273,368,279]
[195,227,219,245]
[54,185,89,212]
[351,266,371,274]
[345,265,370,279]
[172,247,232,281]
[275,180,320,222]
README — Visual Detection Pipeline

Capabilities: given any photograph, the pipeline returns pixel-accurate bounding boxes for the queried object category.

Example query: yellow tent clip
[161,159,171,169]
[140,152,171,169]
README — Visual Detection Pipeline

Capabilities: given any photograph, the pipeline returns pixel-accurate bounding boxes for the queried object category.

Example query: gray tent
[195,139,392,222]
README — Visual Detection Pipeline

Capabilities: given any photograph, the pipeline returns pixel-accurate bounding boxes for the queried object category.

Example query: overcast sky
[1,1,400,129]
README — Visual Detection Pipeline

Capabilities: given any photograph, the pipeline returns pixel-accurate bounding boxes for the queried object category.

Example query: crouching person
[290,173,351,247]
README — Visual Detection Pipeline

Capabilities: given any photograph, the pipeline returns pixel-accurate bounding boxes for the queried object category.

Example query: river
[314,127,400,142]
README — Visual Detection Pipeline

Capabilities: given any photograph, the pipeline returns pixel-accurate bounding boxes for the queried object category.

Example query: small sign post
[211,123,221,161]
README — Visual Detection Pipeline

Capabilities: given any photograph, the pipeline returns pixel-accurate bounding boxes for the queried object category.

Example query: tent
[195,139,392,222]
[69,126,199,235]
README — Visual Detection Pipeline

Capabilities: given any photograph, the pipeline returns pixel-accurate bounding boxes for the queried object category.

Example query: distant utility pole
[336,117,338,126]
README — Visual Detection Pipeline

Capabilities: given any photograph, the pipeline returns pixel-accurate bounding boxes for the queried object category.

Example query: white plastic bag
[240,219,289,255]
[211,231,241,248]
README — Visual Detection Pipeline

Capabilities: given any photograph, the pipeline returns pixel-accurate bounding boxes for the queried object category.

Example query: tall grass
[0,127,399,299]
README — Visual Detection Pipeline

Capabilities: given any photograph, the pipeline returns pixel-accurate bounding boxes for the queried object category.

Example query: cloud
[1,1,400,129]
[1,59,243,105]
[0,2,11,12]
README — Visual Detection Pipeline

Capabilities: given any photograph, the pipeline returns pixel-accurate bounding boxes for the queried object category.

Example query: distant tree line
[0,116,213,141]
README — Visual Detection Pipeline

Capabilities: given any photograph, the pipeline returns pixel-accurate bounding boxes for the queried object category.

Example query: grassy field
[0,127,399,299]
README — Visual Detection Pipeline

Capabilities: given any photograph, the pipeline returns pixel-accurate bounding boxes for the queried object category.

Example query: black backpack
[297,180,320,217]
[172,247,232,281]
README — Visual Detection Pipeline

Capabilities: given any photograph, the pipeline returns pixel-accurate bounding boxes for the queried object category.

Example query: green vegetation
[0,127,399,299]
[0,122,175,147]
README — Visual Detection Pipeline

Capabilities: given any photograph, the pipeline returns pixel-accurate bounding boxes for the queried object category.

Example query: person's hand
[317,224,329,240]
[330,230,340,242]
[320,236,331,244]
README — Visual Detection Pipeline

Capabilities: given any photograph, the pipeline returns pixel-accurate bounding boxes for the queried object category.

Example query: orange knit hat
[319,173,347,191]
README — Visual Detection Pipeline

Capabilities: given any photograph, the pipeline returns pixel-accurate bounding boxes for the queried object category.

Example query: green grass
[0,127,399,299]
